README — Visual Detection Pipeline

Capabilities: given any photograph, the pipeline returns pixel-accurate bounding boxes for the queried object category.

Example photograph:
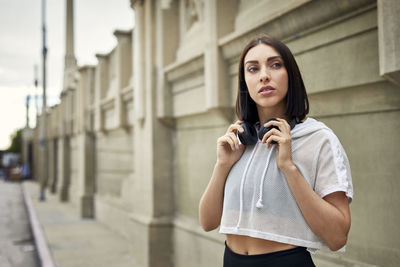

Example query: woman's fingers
[219,134,235,151]
[228,132,240,149]
[262,127,292,148]
[263,118,290,132]
[226,121,244,135]
[225,132,242,151]
[261,128,281,144]
[276,118,290,131]
[265,135,282,148]
[218,131,241,151]
[226,125,244,135]
[263,119,282,129]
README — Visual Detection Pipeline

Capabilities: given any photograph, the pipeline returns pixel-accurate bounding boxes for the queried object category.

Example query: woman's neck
[257,105,289,124]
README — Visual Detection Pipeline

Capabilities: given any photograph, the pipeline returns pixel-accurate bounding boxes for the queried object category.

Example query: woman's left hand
[261,118,294,171]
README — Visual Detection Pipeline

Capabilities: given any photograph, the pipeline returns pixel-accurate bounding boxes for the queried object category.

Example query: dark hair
[236,34,309,123]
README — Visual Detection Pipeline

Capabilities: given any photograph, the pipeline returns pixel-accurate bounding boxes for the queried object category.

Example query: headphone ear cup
[238,122,258,145]
[258,118,279,144]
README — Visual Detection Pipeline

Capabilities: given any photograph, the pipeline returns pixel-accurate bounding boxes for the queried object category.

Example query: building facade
[23,0,400,266]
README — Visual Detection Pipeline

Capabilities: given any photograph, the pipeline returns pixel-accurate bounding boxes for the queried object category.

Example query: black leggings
[223,242,315,267]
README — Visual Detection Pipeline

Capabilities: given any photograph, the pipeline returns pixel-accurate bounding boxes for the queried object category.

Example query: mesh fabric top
[219,118,353,252]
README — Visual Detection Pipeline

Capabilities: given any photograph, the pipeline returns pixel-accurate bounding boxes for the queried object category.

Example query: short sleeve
[314,131,353,203]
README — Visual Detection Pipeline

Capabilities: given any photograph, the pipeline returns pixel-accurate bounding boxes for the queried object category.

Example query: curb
[22,182,56,267]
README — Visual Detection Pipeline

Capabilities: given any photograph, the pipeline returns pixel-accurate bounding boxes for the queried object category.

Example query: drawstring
[256,146,275,208]
[235,142,259,231]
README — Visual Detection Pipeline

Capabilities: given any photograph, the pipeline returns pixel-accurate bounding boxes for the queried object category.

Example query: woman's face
[244,44,288,113]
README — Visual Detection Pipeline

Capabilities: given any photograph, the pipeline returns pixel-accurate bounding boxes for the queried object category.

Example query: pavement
[22,180,139,267]
[0,180,39,267]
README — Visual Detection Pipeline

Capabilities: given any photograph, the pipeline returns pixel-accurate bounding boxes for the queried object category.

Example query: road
[0,178,40,267]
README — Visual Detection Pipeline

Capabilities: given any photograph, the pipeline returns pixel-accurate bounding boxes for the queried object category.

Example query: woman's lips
[258,86,275,96]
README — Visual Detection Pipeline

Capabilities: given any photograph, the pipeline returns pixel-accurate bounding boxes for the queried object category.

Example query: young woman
[199,35,353,267]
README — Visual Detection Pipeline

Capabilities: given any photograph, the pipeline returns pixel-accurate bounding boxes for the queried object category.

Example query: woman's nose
[259,67,270,82]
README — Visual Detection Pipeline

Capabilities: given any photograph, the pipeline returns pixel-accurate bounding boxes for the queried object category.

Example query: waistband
[224,241,307,259]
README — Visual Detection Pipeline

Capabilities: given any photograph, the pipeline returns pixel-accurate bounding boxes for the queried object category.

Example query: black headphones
[237,118,298,146]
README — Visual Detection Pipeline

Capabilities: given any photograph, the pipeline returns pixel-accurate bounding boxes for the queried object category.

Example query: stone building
[22,0,400,266]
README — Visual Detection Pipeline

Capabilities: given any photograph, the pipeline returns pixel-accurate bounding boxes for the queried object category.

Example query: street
[0,178,39,267]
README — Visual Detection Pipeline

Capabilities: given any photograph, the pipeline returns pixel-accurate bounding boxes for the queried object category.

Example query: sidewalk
[23,181,139,267]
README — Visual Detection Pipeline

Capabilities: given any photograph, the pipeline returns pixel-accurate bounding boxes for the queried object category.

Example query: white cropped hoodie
[219,118,353,253]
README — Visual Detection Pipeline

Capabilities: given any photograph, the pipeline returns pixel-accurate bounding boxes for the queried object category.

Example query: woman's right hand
[216,120,246,166]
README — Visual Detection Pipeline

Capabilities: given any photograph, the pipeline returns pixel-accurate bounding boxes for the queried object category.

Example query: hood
[291,117,331,139]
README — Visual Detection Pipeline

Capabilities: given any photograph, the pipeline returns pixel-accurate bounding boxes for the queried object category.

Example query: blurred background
[0,0,133,150]
[1,0,399,267]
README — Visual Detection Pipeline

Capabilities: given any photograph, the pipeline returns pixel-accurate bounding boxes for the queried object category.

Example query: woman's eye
[248,66,258,72]
[271,62,282,68]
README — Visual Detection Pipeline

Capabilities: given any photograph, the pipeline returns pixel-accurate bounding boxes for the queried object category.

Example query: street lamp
[39,0,48,201]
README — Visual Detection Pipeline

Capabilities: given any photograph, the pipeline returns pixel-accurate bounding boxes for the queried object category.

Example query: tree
[7,128,22,154]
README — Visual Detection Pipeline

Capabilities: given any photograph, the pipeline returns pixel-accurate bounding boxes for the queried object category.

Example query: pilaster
[128,0,174,266]
[76,66,96,217]
[203,0,230,116]
[39,112,49,198]
[95,54,109,132]
[133,2,146,122]
[63,0,77,93]
[155,0,179,122]
[114,30,132,128]
[49,138,58,194]
[47,128,55,193]
[378,0,400,85]
[58,93,70,202]
[59,136,70,202]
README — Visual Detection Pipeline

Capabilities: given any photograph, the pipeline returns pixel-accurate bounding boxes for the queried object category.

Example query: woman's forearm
[199,161,233,232]
[282,164,351,251]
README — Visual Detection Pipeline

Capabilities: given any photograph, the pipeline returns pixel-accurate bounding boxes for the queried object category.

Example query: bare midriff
[226,234,297,255]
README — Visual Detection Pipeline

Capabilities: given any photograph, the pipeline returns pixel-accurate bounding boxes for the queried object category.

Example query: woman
[199,35,353,267]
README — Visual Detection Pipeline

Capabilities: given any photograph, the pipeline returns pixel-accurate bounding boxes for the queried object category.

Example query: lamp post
[34,64,39,118]
[25,95,30,128]
[39,0,48,201]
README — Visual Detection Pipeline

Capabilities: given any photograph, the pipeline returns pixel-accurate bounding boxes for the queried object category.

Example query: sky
[0,0,134,150]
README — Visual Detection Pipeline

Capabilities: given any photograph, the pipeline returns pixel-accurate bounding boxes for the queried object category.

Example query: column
[378,0,400,85]
[128,1,174,266]
[204,0,230,113]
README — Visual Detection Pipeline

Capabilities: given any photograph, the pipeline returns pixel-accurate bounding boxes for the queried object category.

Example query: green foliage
[7,128,22,154]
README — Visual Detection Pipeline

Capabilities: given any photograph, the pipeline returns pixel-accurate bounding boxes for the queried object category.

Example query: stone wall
[22,0,400,266]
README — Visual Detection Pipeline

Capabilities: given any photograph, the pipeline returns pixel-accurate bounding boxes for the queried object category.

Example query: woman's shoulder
[299,118,348,155]
[292,117,336,141]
